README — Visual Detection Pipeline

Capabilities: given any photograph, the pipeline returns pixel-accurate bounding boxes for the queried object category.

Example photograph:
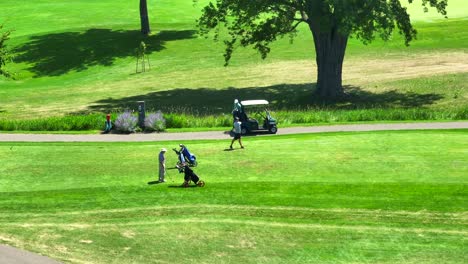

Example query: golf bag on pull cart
[172,144,197,167]
[178,164,205,187]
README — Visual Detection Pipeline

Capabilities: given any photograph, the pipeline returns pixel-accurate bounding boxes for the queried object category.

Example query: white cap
[161,148,167,152]
[234,99,238,103]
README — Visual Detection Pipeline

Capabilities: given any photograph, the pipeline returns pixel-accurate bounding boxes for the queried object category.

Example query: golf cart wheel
[241,128,248,135]
[269,126,278,134]
[197,181,205,187]
[192,160,198,167]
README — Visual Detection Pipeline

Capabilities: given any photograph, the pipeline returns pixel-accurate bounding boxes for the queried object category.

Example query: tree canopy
[197,0,448,98]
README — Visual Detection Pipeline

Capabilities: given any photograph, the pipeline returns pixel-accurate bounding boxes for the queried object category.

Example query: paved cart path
[0,122,467,142]
[0,244,62,264]
[1,121,467,264]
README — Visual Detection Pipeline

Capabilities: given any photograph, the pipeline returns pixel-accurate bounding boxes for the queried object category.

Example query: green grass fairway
[0,0,467,122]
[0,130,467,263]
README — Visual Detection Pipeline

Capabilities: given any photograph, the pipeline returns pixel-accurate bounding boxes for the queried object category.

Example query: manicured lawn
[0,0,467,123]
[0,130,466,263]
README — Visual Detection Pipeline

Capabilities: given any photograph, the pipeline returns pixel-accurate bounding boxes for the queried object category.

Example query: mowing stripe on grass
[4,219,467,236]
[1,204,466,220]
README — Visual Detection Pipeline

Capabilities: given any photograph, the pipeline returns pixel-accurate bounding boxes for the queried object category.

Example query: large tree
[140,0,151,35]
[197,0,448,99]
[0,24,13,78]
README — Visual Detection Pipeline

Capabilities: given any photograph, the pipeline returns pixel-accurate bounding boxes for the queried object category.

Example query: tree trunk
[309,24,348,99]
[140,0,151,35]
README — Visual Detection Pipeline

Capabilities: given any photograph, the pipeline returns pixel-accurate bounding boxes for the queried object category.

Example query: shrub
[144,111,166,132]
[165,114,187,128]
[114,111,138,133]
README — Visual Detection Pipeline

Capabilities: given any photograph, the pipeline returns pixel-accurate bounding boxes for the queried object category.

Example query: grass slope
[0,130,467,263]
[0,0,467,124]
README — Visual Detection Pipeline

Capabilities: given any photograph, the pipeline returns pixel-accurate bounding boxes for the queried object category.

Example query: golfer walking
[230,117,244,149]
[159,148,167,182]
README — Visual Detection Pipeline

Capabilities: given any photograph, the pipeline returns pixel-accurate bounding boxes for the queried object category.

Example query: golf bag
[178,165,205,187]
[232,109,247,122]
[173,146,197,167]
[183,166,199,183]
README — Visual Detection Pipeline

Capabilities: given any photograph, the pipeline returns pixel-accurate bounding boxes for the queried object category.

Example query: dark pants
[104,121,112,132]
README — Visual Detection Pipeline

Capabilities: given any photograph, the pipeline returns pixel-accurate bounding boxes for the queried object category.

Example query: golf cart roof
[241,100,269,106]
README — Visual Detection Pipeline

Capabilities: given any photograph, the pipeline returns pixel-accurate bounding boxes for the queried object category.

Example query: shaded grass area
[12,29,196,77]
[0,131,466,263]
[84,83,448,113]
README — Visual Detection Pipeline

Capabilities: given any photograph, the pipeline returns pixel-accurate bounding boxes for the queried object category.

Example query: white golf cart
[233,99,278,135]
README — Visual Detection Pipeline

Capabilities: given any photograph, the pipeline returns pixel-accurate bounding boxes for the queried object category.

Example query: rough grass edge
[0,107,467,132]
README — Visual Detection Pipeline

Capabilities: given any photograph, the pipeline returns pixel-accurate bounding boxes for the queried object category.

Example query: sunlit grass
[0,130,466,263]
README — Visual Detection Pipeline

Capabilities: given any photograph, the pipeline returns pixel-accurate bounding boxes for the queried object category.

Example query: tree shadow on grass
[84,84,313,114]
[83,83,444,114]
[343,86,444,109]
[12,29,196,77]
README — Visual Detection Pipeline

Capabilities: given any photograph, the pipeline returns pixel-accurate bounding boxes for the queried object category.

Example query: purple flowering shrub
[114,111,138,133]
[144,111,166,132]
